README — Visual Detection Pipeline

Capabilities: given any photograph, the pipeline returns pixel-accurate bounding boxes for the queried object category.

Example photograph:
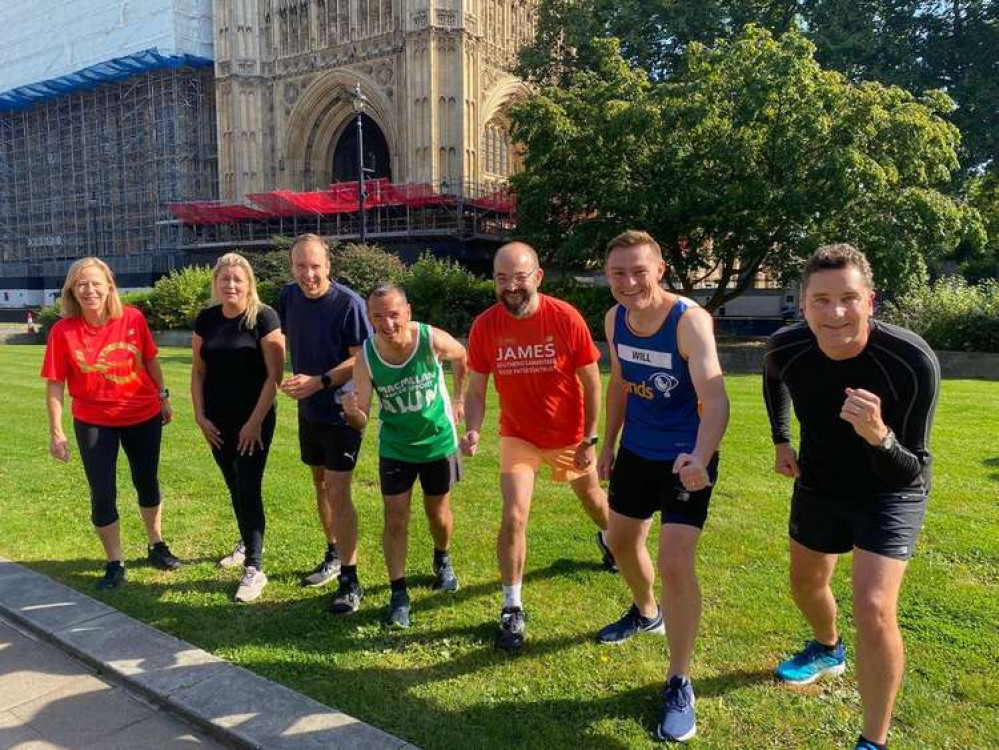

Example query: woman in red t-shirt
[42,257,182,590]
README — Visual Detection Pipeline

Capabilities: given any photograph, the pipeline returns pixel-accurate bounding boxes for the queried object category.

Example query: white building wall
[0,0,214,93]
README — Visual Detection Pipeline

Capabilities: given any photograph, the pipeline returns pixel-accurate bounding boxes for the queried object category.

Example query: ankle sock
[857,735,886,750]
[325,543,338,560]
[502,582,522,609]
[390,577,407,593]
[433,548,449,565]
[341,564,358,582]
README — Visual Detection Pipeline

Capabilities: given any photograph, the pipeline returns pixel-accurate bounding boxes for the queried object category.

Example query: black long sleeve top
[763,320,940,496]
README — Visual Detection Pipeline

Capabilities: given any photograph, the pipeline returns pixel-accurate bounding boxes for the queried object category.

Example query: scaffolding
[0,60,217,280]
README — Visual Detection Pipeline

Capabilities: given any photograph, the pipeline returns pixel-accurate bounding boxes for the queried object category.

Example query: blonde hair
[605,230,664,262]
[213,252,263,328]
[60,257,123,320]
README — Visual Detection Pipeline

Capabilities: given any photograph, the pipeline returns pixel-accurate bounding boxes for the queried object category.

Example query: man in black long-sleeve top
[763,244,939,750]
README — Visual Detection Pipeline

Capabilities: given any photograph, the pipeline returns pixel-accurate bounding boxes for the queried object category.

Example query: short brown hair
[801,243,874,291]
[290,233,330,258]
[60,257,123,320]
[605,230,663,262]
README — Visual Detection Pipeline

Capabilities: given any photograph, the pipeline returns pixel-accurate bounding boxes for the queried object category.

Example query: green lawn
[0,345,996,749]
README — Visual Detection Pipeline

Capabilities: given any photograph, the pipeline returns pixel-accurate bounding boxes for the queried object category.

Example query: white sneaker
[234,567,268,602]
[217,540,246,569]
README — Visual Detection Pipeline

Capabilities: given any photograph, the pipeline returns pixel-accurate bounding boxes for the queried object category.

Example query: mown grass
[0,345,996,749]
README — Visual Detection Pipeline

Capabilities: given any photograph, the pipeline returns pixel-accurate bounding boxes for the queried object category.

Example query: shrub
[146,266,214,330]
[544,277,615,341]
[403,253,494,336]
[248,249,293,289]
[37,304,61,339]
[883,276,999,352]
[331,242,406,297]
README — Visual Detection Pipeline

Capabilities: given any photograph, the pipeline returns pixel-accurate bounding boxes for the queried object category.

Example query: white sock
[600,529,608,545]
[502,583,522,609]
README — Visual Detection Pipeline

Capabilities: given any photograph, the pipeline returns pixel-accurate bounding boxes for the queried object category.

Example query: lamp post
[351,82,368,243]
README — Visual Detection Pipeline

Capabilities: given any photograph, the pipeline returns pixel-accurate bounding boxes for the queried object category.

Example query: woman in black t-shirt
[192,253,285,602]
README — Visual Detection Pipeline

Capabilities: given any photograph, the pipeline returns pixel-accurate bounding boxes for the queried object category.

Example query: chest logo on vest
[652,372,680,397]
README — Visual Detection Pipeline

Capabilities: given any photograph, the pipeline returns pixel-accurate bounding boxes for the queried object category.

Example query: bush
[544,277,615,341]
[37,304,61,339]
[403,253,494,336]
[883,276,999,352]
[146,266,214,330]
[331,242,406,296]
[247,249,293,290]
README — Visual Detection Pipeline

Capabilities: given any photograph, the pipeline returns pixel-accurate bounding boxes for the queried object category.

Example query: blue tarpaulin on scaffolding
[0,48,213,113]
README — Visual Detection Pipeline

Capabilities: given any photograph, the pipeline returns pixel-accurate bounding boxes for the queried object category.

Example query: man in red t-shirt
[463,242,616,651]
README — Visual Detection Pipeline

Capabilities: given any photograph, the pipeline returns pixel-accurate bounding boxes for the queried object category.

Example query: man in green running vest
[342,283,468,627]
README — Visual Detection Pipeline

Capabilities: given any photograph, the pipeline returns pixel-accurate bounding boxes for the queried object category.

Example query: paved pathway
[0,615,226,749]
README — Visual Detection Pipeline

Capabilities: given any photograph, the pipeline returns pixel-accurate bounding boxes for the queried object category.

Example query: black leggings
[210,409,275,569]
[74,415,162,528]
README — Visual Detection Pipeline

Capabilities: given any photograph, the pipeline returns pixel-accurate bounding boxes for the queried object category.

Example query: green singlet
[363,322,458,462]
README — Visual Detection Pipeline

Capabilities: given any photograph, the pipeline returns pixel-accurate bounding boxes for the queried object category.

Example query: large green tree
[511,26,981,308]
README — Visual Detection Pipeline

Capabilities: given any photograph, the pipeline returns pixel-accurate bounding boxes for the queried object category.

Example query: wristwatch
[875,428,895,451]
[320,373,333,390]
[581,435,599,447]
[158,388,170,401]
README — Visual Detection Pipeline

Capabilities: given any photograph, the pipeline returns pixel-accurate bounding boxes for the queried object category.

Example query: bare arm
[675,307,730,488]
[46,380,70,462]
[599,307,625,480]
[432,327,468,422]
[342,353,374,431]
[574,360,602,470]
[281,345,362,400]
[460,369,489,456]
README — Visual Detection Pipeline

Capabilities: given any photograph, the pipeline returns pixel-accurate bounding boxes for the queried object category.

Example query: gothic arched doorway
[331,114,392,182]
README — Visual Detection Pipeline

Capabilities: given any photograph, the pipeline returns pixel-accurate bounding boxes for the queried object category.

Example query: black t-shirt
[195,304,281,422]
[763,320,940,496]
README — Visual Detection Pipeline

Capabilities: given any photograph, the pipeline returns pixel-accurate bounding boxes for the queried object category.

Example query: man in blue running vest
[596,230,729,743]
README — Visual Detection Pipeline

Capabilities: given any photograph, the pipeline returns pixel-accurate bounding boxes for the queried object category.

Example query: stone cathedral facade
[213,0,534,202]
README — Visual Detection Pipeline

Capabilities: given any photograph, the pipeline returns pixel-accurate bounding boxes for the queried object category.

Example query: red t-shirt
[468,294,600,448]
[41,306,162,427]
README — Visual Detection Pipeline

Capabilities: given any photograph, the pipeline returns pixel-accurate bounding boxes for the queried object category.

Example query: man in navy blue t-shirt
[278,234,372,614]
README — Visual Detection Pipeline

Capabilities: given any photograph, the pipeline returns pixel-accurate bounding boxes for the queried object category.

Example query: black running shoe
[384,589,411,628]
[432,555,460,592]
[595,532,618,573]
[147,541,181,571]
[302,554,341,587]
[96,561,127,590]
[496,606,526,652]
[328,574,364,615]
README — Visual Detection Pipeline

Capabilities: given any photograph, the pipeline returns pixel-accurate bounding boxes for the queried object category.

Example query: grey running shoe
[328,575,363,615]
[217,540,246,569]
[96,561,126,590]
[301,554,341,587]
[234,566,268,603]
[496,606,526,652]
[596,604,665,644]
[595,531,618,573]
[384,589,411,628]
[147,541,181,571]
[432,555,460,592]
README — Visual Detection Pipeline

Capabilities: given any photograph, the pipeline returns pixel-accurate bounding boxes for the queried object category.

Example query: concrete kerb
[0,558,416,750]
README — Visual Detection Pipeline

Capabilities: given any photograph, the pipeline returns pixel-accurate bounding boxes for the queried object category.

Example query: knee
[658,547,695,584]
[789,566,828,599]
[92,506,119,528]
[853,591,898,635]
[500,510,528,538]
[383,506,409,536]
[605,527,638,559]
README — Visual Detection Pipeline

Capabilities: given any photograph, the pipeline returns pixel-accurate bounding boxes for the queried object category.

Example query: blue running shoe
[774,639,846,685]
[596,604,665,644]
[655,675,696,742]
[855,737,884,750]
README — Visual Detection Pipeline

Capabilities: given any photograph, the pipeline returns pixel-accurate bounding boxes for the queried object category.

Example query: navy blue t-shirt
[276,281,372,424]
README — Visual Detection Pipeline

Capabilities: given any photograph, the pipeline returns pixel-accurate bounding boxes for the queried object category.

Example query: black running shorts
[379,453,462,497]
[608,447,719,527]
[789,485,928,561]
[298,415,363,472]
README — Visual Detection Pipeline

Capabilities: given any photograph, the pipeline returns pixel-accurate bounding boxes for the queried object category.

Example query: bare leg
[852,549,908,745]
[94,521,123,562]
[606,511,657,617]
[325,469,357,565]
[382,490,412,581]
[311,465,337,545]
[789,539,840,646]
[139,505,163,545]
[659,524,702,678]
[423,492,453,552]
[569,471,609,530]
[498,471,534,586]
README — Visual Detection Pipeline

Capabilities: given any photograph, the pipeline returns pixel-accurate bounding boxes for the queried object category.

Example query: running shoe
[774,639,846,685]
[301,552,341,587]
[655,675,697,742]
[328,574,363,615]
[595,531,619,573]
[384,589,411,628]
[217,540,246,569]
[432,555,460,592]
[596,604,664,644]
[96,561,126,590]
[496,606,526,652]
[855,737,884,750]
[147,541,181,571]
[234,566,268,602]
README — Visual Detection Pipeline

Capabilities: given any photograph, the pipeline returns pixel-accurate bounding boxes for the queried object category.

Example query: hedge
[882,276,999,353]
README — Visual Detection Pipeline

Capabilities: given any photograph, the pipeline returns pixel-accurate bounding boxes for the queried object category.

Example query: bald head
[494,242,539,273]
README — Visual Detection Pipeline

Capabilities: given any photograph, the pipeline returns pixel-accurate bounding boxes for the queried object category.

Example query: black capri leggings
[74,415,162,528]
